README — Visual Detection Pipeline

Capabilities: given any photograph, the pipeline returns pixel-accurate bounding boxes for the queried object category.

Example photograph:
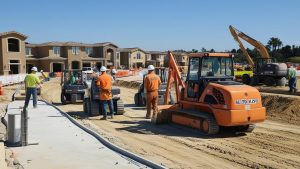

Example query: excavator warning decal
[235,99,258,105]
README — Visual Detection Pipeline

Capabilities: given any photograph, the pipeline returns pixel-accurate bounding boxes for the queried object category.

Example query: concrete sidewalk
[4,101,146,169]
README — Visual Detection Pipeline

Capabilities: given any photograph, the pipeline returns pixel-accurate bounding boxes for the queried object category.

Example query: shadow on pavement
[112,120,246,139]
[124,104,146,110]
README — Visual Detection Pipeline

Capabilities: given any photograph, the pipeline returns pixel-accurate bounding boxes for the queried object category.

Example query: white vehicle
[82,67,93,74]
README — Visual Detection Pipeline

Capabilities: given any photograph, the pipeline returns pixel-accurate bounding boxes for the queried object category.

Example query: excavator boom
[229,25,271,66]
[164,51,185,104]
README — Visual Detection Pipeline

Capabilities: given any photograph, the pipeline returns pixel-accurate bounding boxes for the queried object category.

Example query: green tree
[191,49,198,53]
[201,47,207,52]
[267,37,283,52]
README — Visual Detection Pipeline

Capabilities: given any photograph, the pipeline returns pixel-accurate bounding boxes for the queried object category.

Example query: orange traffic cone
[0,82,3,96]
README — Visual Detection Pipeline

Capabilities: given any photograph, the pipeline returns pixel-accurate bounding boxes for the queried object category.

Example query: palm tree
[267,37,283,52]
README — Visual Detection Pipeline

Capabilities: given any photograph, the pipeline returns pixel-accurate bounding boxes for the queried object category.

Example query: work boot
[151,115,157,124]
[293,89,298,93]
[111,113,114,119]
[100,116,107,120]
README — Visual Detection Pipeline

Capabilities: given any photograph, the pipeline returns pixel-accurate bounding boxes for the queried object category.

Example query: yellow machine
[229,25,287,86]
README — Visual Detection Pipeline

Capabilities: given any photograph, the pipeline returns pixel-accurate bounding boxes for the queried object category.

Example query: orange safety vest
[144,72,161,92]
[96,72,112,100]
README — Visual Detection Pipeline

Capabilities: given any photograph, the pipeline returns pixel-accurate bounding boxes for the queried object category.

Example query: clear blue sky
[0,0,299,51]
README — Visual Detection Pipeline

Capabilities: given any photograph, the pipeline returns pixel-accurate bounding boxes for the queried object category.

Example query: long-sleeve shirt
[144,72,161,92]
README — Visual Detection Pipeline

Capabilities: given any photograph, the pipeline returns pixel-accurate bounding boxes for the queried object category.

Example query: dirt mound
[262,94,300,125]
[113,80,141,89]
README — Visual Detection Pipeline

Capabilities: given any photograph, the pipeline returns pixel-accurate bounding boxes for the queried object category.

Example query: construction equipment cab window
[187,56,233,100]
[187,58,200,98]
[201,57,233,77]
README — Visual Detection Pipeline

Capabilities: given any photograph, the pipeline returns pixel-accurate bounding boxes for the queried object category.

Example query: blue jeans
[24,88,37,108]
[288,77,297,92]
[100,99,114,117]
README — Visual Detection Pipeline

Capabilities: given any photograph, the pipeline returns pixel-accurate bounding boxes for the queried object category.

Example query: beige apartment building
[0,31,120,75]
[161,52,189,67]
[25,42,119,73]
[118,48,147,69]
[145,51,167,67]
[0,31,27,75]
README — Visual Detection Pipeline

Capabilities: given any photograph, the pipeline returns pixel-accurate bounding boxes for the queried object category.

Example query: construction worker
[24,67,41,108]
[111,68,117,80]
[288,65,297,93]
[144,65,161,120]
[97,66,114,120]
[40,70,49,82]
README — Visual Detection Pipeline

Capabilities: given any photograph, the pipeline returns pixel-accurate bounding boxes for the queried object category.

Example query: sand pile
[113,80,141,89]
[262,94,300,125]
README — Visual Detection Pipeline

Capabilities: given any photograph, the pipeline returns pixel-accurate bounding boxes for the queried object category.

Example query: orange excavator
[156,52,266,134]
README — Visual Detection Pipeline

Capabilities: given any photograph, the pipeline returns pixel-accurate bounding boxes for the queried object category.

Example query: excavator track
[170,109,220,135]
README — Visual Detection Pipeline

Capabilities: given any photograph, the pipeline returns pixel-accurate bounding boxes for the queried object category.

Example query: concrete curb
[0,142,7,169]
[41,99,167,169]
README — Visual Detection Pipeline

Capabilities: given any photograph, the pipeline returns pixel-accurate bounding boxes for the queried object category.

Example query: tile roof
[147,51,167,55]
[0,31,28,38]
[118,47,147,53]
[25,42,118,48]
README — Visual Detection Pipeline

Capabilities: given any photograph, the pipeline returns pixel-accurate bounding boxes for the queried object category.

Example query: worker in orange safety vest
[97,66,114,120]
[144,65,161,120]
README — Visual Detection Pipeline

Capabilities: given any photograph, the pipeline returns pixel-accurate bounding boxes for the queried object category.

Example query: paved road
[5,101,146,169]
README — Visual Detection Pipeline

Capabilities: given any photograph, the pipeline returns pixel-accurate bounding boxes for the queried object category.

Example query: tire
[115,99,125,115]
[71,94,77,104]
[242,74,251,85]
[250,76,259,86]
[142,98,146,106]
[61,93,66,105]
[90,100,100,116]
[134,93,139,106]
[83,98,91,116]
[276,77,286,86]
[236,124,255,133]
[264,77,276,86]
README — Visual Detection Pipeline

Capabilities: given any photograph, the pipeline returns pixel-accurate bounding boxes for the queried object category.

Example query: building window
[137,53,141,59]
[85,47,93,56]
[72,47,80,55]
[8,38,20,52]
[53,47,60,55]
[25,47,32,56]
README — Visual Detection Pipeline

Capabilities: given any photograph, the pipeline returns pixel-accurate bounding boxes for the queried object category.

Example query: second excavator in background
[229,25,287,86]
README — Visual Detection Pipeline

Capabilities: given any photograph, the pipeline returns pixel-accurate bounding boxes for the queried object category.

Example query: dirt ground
[38,77,300,169]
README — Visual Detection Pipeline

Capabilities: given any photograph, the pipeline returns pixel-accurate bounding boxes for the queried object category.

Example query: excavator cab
[185,53,235,101]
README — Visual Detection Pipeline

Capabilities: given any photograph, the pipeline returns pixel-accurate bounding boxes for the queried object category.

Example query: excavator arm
[229,25,270,67]
[164,51,185,104]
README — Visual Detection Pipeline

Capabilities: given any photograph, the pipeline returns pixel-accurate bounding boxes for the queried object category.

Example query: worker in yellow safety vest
[24,67,42,108]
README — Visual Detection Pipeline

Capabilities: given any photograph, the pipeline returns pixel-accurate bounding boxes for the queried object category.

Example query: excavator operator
[144,65,161,120]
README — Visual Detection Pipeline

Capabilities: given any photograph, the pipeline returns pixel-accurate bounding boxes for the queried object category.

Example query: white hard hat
[147,65,155,70]
[100,66,107,72]
[31,67,38,72]
[112,69,117,74]
[40,70,43,72]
